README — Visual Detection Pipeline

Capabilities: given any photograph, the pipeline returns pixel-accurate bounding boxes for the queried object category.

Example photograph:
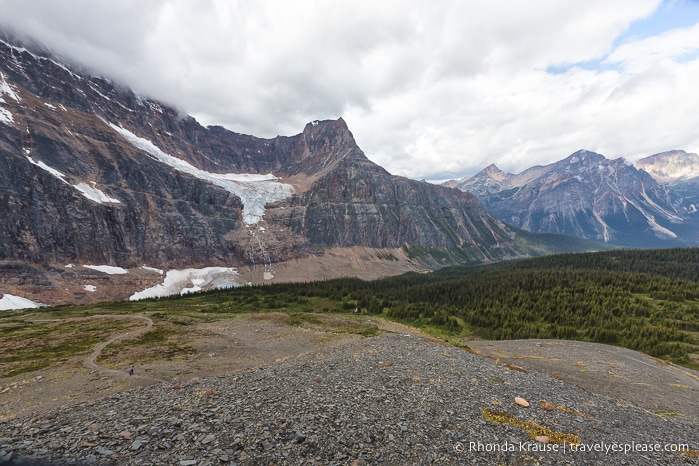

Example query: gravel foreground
[0,334,697,466]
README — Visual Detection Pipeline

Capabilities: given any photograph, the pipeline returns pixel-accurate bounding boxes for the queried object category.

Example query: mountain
[636,150,699,214]
[0,33,603,306]
[635,150,699,245]
[636,150,699,183]
[446,150,690,248]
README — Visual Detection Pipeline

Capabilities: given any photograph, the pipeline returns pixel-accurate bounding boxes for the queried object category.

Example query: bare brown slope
[467,339,699,423]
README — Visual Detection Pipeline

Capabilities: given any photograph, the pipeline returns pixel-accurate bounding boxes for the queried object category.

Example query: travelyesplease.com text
[454,440,692,455]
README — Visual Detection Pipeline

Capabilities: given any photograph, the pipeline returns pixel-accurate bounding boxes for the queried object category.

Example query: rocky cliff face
[267,120,519,259]
[2,33,579,305]
[447,150,690,248]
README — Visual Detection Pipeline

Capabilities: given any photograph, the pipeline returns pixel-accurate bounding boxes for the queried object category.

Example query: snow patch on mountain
[26,156,121,204]
[83,265,128,275]
[129,267,242,301]
[0,71,19,125]
[0,39,83,81]
[74,182,121,204]
[141,265,164,275]
[0,107,12,125]
[0,71,20,102]
[0,294,45,310]
[108,122,294,224]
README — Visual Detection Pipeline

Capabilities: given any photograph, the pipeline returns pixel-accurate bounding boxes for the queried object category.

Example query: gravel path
[1,333,697,465]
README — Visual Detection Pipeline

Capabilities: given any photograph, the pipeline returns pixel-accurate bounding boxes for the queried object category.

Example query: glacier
[108,122,294,225]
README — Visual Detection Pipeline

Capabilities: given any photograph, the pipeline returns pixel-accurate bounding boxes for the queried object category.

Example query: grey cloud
[2,0,696,181]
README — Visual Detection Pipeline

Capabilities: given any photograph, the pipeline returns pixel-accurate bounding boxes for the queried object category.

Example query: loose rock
[0,334,696,465]
[515,396,530,407]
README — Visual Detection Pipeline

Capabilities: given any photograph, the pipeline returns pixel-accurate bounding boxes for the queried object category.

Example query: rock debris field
[1,333,697,465]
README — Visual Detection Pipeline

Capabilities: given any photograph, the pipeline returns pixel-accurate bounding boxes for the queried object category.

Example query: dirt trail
[0,315,166,420]
[1,314,394,419]
[82,314,164,383]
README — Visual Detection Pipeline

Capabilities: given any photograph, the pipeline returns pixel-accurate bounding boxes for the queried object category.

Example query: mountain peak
[301,117,358,157]
[566,150,605,164]
[303,117,349,135]
[636,150,699,182]
[482,163,503,174]
[478,163,510,183]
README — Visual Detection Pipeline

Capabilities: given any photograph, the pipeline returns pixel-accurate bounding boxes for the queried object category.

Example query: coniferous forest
[189,248,699,368]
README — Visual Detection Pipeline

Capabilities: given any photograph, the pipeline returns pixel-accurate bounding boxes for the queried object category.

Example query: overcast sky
[1,0,698,181]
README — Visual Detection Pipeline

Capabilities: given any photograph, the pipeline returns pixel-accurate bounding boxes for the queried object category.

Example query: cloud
[605,21,699,70]
[1,0,697,180]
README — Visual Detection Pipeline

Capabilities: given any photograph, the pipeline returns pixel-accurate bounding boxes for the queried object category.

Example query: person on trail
[128,366,134,376]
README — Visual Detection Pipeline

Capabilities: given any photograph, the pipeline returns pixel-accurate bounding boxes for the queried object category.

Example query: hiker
[128,366,134,376]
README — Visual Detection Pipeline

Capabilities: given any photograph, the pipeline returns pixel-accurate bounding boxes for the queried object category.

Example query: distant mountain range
[445,149,699,248]
[1,31,606,307]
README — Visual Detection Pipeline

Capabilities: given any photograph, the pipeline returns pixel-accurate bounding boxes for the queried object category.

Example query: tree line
[199,248,699,367]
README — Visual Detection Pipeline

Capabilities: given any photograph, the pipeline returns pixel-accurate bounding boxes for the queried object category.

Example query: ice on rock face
[108,122,294,224]
[26,157,120,204]
[73,182,121,204]
[0,71,20,102]
[0,107,14,125]
[0,72,19,125]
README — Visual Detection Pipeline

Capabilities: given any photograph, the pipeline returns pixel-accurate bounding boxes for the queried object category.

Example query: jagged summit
[565,149,605,163]
[480,164,508,179]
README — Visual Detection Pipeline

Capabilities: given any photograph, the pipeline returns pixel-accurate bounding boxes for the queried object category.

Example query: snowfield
[129,267,242,301]
[0,294,45,310]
